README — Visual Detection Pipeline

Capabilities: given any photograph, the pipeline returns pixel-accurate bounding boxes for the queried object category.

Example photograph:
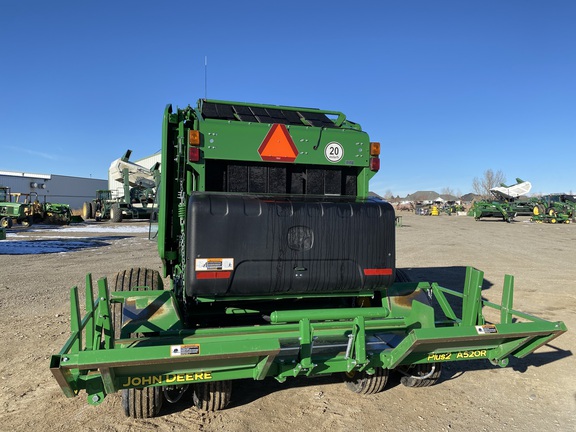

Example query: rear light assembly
[189,130,201,162]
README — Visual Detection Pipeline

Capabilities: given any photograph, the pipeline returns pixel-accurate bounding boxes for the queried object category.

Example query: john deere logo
[287,226,314,251]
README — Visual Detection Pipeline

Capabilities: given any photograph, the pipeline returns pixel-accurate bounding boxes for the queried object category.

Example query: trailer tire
[113,268,164,418]
[343,367,389,395]
[82,201,93,220]
[121,387,163,418]
[110,204,122,223]
[192,380,232,411]
[398,362,442,388]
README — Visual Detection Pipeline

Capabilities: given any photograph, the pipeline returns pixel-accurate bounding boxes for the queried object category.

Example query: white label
[195,258,234,271]
[475,324,498,334]
[170,344,200,356]
[325,142,344,163]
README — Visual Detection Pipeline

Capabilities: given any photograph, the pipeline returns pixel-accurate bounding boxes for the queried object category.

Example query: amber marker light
[189,130,200,145]
[370,142,380,156]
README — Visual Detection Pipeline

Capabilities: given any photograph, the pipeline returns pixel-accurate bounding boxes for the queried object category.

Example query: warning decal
[171,344,201,356]
[195,258,234,271]
[475,324,498,334]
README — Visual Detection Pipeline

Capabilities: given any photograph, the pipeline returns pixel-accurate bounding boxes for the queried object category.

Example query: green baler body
[50,99,567,408]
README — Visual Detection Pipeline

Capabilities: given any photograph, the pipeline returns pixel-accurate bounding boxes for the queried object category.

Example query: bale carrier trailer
[50,99,567,417]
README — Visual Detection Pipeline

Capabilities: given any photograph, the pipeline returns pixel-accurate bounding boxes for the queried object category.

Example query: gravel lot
[0,213,574,431]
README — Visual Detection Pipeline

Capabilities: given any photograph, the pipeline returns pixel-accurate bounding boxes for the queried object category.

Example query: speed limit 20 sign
[324,142,343,163]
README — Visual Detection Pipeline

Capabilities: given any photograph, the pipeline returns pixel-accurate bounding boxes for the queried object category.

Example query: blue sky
[1,1,574,197]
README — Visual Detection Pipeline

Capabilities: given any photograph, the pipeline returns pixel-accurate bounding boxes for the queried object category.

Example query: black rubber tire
[121,387,163,418]
[110,204,122,223]
[20,217,32,227]
[113,268,164,418]
[192,381,232,411]
[82,201,93,220]
[343,367,389,395]
[533,204,545,216]
[398,363,442,388]
[0,217,12,228]
[112,268,163,338]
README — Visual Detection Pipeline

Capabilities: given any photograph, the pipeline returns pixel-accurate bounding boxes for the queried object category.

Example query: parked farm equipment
[470,178,536,222]
[50,99,567,417]
[82,150,158,222]
[531,194,575,224]
[0,187,72,227]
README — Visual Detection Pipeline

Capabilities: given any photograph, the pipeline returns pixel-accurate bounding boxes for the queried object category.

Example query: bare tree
[441,187,454,196]
[472,169,506,199]
[384,189,394,200]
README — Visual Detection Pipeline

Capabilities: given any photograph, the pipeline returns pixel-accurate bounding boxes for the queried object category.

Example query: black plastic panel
[201,102,337,128]
[186,193,395,298]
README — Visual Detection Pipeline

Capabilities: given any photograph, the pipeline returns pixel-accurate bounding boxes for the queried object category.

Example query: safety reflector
[189,147,200,162]
[363,268,393,276]
[196,271,231,280]
[258,124,299,162]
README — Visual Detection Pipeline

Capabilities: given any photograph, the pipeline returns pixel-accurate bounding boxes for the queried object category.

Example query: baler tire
[398,362,442,388]
[343,367,389,395]
[112,268,163,339]
[192,380,232,411]
[110,204,122,223]
[121,387,163,418]
[113,268,164,418]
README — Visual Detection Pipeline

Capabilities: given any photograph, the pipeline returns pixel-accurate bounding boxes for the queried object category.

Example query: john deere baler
[50,99,566,417]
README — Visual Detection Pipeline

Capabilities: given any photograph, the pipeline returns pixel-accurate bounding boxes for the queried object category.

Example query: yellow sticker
[122,372,212,387]
[426,349,488,362]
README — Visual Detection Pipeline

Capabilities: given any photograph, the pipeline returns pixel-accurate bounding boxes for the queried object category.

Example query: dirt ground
[0,212,574,432]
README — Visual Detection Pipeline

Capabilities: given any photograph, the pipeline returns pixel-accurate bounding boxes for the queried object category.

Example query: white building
[0,170,107,210]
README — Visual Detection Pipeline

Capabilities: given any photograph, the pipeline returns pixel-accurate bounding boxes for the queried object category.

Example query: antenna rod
[204,56,208,99]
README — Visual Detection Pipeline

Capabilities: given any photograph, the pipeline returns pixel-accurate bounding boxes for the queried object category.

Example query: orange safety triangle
[258,124,299,162]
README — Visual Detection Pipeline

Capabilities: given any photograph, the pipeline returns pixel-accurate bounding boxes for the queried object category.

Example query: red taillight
[189,147,200,162]
[370,157,380,171]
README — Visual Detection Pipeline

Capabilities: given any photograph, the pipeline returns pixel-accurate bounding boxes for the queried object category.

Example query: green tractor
[0,187,72,227]
[0,187,33,228]
[51,99,567,417]
[532,194,575,224]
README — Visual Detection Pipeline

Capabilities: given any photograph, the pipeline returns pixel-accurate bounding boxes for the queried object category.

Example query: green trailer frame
[50,267,566,406]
